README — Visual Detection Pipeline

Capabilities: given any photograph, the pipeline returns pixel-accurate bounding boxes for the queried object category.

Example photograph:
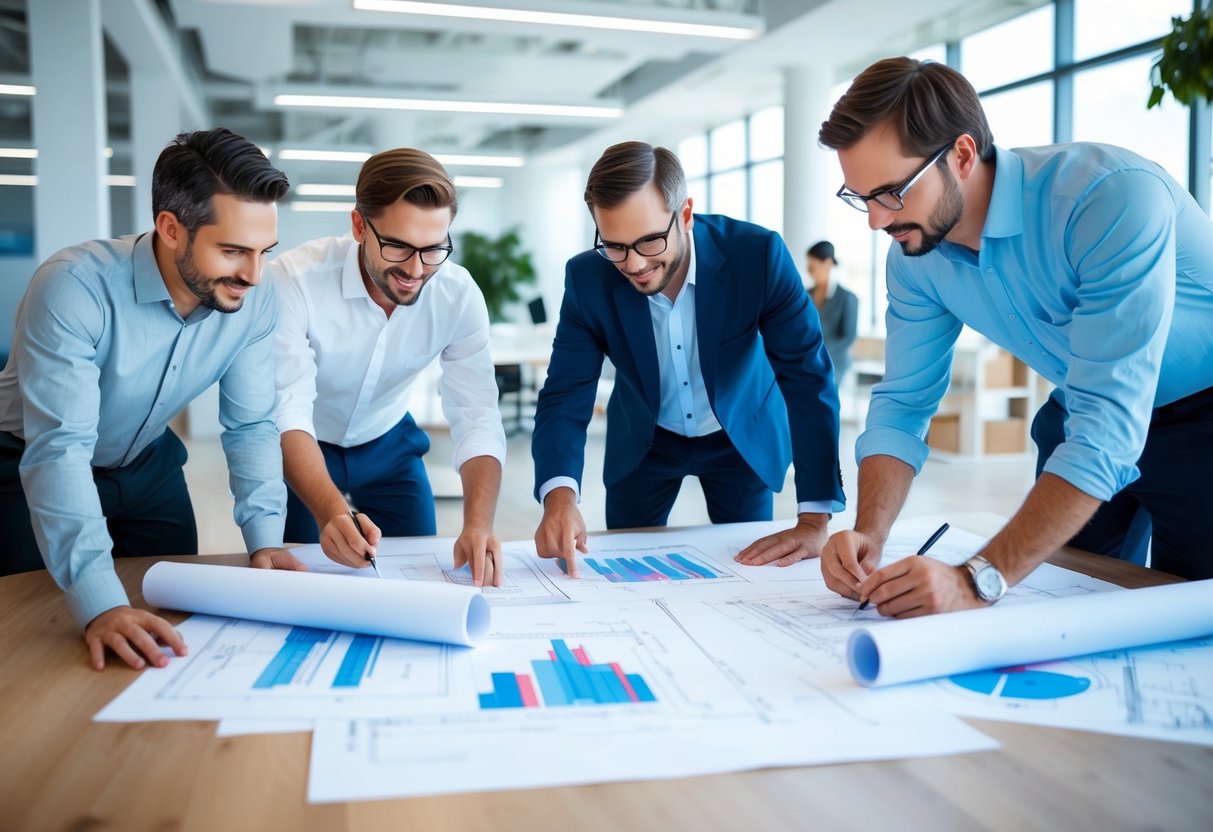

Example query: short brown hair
[584,141,687,214]
[819,57,995,162]
[355,148,458,219]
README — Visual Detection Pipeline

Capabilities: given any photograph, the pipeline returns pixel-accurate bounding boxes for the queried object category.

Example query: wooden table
[3,518,1211,831]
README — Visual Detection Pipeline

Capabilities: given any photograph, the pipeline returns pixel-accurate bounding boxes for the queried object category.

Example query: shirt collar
[981,146,1025,240]
[132,231,173,305]
[341,234,371,300]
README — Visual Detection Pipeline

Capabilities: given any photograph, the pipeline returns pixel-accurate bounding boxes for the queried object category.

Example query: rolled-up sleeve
[220,282,287,553]
[856,259,963,473]
[438,287,507,471]
[1042,170,1176,500]
[16,263,128,627]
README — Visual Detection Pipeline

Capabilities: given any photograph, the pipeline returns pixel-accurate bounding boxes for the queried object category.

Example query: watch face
[975,566,1005,600]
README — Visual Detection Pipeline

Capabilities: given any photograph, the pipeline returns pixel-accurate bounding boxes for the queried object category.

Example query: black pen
[349,509,382,578]
[857,522,949,611]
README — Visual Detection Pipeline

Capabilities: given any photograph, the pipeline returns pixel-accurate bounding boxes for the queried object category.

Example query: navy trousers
[605,427,773,529]
[0,428,197,576]
[1031,386,1213,580]
[284,413,437,543]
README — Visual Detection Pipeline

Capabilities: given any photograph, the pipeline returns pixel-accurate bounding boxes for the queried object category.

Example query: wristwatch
[962,555,1007,604]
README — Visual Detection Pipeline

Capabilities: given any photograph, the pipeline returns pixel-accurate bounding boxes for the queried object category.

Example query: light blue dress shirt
[859,143,1213,501]
[0,232,286,627]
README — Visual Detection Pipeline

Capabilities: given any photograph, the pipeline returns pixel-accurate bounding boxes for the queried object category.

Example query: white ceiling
[0,0,1049,177]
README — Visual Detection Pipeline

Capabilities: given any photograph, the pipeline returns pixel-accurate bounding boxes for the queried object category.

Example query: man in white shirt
[267,148,507,585]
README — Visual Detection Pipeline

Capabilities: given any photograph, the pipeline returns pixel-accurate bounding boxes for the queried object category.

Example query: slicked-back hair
[355,148,458,220]
[151,128,290,233]
[819,57,995,162]
[584,141,687,214]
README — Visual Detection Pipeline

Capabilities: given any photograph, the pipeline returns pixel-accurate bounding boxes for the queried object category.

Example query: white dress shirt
[268,234,506,471]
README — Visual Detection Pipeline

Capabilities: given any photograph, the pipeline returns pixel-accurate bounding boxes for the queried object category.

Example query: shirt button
[683,382,688,386]
[1008,314,1015,321]
[686,413,692,419]
[1041,351,1048,357]
[676,345,682,350]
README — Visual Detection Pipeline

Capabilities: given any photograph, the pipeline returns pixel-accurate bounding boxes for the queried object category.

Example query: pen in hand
[857,522,949,612]
[349,510,382,578]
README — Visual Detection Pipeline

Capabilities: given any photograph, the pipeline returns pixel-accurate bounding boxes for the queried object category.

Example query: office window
[1074,0,1193,62]
[709,168,746,218]
[910,43,947,64]
[679,135,708,179]
[961,5,1054,91]
[748,107,783,163]
[982,82,1054,149]
[687,177,708,213]
[1073,55,1189,185]
[749,160,783,235]
[710,119,746,172]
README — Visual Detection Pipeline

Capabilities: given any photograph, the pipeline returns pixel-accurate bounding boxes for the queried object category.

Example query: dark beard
[627,227,688,297]
[177,237,251,313]
[362,245,436,306]
[887,164,964,258]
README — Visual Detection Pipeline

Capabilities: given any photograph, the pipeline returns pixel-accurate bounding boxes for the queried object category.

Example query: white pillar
[29,0,109,261]
[782,64,833,280]
[129,71,181,231]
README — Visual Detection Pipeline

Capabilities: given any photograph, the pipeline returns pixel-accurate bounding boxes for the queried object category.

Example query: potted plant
[1149,3,1213,108]
[457,228,538,323]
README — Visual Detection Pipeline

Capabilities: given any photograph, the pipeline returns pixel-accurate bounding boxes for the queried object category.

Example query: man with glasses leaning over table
[531,141,845,577]
[0,128,304,670]
[816,57,1213,618]
[267,148,507,587]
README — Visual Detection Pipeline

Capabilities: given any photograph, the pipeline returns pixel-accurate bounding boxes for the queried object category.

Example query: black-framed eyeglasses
[361,213,454,265]
[836,140,955,213]
[593,210,678,262]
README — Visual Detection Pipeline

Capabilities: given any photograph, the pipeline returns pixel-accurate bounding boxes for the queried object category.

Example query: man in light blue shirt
[816,58,1213,614]
[532,142,844,577]
[0,128,304,670]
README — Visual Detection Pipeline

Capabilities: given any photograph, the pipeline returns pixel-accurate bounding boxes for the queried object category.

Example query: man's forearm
[459,455,503,531]
[853,454,916,544]
[281,429,347,522]
[980,472,1102,585]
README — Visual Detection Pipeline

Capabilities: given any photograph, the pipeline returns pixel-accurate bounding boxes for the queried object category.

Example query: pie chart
[949,666,1091,699]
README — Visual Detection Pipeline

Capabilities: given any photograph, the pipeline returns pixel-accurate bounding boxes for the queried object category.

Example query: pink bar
[573,646,593,666]
[547,650,557,661]
[516,674,540,707]
[609,662,641,702]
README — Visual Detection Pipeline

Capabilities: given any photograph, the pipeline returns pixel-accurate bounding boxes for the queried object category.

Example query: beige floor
[183,422,1036,554]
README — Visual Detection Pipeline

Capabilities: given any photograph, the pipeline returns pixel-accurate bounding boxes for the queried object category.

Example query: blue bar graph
[479,639,659,709]
[333,634,380,688]
[253,626,332,689]
[578,551,719,583]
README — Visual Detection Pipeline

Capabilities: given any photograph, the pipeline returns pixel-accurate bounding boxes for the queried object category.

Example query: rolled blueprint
[847,579,1213,687]
[144,561,491,646]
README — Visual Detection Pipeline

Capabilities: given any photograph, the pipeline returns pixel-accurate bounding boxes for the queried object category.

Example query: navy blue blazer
[532,214,844,511]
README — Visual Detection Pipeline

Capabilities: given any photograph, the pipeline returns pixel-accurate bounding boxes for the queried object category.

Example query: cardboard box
[927,413,961,453]
[984,351,1016,388]
[984,418,1026,454]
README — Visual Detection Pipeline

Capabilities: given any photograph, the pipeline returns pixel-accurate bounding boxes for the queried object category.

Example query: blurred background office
[0,0,1207,549]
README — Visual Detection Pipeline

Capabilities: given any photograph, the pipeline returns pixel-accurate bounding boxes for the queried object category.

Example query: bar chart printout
[568,551,722,583]
[252,627,382,690]
[478,639,657,709]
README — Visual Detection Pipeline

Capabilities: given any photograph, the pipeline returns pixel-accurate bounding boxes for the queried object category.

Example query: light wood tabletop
[2,515,1210,832]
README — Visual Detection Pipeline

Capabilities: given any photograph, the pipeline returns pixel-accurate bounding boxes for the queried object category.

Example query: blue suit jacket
[532,214,845,511]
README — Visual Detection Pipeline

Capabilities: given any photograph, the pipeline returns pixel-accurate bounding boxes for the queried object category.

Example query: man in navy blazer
[532,141,845,576]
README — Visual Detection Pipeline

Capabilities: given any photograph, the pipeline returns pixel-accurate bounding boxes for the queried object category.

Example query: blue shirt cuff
[1040,441,1131,502]
[855,425,931,474]
[538,476,580,505]
[242,517,286,556]
[64,567,130,629]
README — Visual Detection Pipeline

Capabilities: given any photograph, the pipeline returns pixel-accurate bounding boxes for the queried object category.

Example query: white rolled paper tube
[847,579,1213,688]
[144,561,491,646]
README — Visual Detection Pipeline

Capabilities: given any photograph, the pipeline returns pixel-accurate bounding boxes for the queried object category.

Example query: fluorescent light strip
[278,149,371,162]
[0,147,116,159]
[434,153,523,168]
[453,175,503,188]
[0,84,35,96]
[295,183,356,197]
[0,174,135,186]
[353,0,760,40]
[274,94,621,119]
[290,201,356,212]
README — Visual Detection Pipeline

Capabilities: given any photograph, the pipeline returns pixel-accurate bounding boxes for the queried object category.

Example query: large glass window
[1073,55,1189,185]
[748,107,783,163]
[709,120,746,172]
[982,82,1054,149]
[1074,0,1192,62]
[749,160,783,235]
[709,169,746,218]
[961,5,1054,91]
